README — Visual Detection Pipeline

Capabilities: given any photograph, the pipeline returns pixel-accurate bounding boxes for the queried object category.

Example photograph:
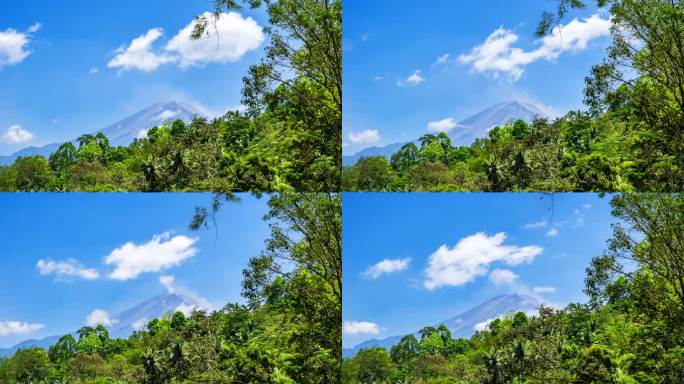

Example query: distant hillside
[342,294,544,358]
[342,101,547,166]
[0,293,204,357]
[0,101,202,166]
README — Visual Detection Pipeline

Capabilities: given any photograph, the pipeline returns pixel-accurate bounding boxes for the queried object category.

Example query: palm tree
[77,134,96,148]
[142,155,165,191]
[142,348,165,384]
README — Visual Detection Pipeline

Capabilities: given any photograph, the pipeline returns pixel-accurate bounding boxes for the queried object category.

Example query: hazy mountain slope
[0,101,202,166]
[342,101,547,166]
[342,294,543,358]
[0,293,204,357]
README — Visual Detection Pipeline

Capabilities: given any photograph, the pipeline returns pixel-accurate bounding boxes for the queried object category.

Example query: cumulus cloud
[474,316,499,332]
[348,129,380,144]
[533,286,556,293]
[108,12,263,73]
[160,275,175,293]
[88,67,99,74]
[547,227,559,237]
[427,118,458,133]
[86,309,118,327]
[398,70,425,86]
[0,27,34,68]
[0,321,44,336]
[175,303,202,316]
[104,231,198,280]
[343,321,380,335]
[362,258,411,279]
[166,12,264,68]
[423,232,543,290]
[108,28,175,72]
[37,259,100,280]
[489,269,518,285]
[154,109,179,122]
[131,318,148,331]
[1,125,34,144]
[459,14,611,81]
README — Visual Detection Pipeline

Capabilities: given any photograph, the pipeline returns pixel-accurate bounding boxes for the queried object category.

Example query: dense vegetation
[342,193,684,383]
[0,0,341,192]
[344,0,684,192]
[0,192,342,383]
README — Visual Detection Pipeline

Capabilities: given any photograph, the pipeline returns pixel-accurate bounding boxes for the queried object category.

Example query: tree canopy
[343,193,684,383]
[0,0,341,192]
[0,192,342,383]
[344,0,684,192]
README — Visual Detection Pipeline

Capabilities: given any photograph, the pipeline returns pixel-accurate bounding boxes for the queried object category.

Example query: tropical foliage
[343,0,684,192]
[342,193,684,383]
[0,192,342,383]
[0,0,341,192]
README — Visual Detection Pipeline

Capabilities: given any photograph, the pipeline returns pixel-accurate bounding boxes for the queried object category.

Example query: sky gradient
[343,0,612,154]
[0,193,270,348]
[0,0,268,156]
[343,193,616,348]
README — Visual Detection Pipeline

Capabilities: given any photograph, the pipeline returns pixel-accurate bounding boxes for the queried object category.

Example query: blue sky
[0,193,270,348]
[343,0,612,154]
[342,193,616,347]
[0,0,268,155]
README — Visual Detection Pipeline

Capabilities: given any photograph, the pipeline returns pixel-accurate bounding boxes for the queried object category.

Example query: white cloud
[0,321,44,336]
[348,129,380,144]
[136,129,149,139]
[104,231,198,280]
[160,275,175,293]
[547,227,559,237]
[166,12,264,68]
[175,303,201,316]
[343,321,380,335]
[37,259,100,280]
[398,70,425,86]
[474,316,499,332]
[522,220,548,229]
[108,28,175,73]
[0,28,32,67]
[362,258,411,279]
[1,125,34,144]
[573,204,591,228]
[459,14,611,81]
[427,118,458,133]
[27,23,42,34]
[88,67,99,74]
[533,286,556,293]
[86,309,118,327]
[489,269,518,285]
[131,318,148,331]
[423,232,543,290]
[154,109,179,122]
[434,53,450,65]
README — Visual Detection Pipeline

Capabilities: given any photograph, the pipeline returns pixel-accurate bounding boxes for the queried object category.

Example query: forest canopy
[0,192,342,384]
[342,193,684,383]
[343,0,684,193]
[0,0,341,192]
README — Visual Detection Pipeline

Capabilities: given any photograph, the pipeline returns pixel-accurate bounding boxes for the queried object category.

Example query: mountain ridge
[0,293,204,357]
[343,101,547,166]
[0,101,203,166]
[342,294,544,358]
